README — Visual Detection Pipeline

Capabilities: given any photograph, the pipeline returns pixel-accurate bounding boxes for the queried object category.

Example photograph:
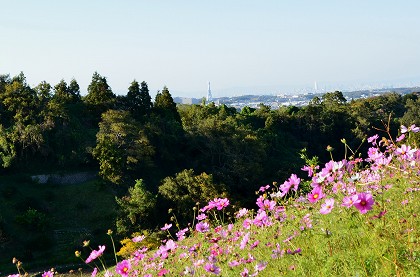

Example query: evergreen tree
[84,72,116,121]
[153,86,181,124]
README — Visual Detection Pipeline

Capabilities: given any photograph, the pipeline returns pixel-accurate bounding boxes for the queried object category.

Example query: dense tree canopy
[0,70,418,234]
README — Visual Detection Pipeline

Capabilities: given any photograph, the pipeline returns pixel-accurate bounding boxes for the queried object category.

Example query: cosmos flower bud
[75,251,81,257]
[107,229,113,236]
[83,240,90,247]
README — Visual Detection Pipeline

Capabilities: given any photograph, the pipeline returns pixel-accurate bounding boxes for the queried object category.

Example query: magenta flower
[279,180,292,197]
[210,198,230,210]
[307,186,324,203]
[42,271,54,277]
[262,199,276,211]
[258,184,270,192]
[354,193,374,214]
[204,263,221,275]
[91,268,98,277]
[116,259,131,277]
[253,210,272,227]
[85,245,106,263]
[319,198,334,214]
[158,268,169,276]
[240,268,250,277]
[196,221,210,233]
[289,174,301,191]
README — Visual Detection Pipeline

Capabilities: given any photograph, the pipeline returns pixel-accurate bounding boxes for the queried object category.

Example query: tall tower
[207,81,212,102]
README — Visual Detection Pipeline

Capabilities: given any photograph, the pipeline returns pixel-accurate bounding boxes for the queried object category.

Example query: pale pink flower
[341,194,360,208]
[160,223,172,231]
[367,134,379,145]
[196,213,207,221]
[320,198,334,214]
[258,184,270,192]
[396,134,405,142]
[196,221,210,233]
[204,263,221,275]
[240,232,250,249]
[132,235,145,242]
[243,218,252,229]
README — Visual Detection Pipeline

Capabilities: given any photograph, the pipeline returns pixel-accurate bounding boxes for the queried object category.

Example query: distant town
[174,86,420,110]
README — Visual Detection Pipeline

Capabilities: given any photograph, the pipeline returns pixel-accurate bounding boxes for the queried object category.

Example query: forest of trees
[0,71,419,236]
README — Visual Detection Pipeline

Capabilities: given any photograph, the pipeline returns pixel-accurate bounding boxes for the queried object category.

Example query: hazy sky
[1,0,420,98]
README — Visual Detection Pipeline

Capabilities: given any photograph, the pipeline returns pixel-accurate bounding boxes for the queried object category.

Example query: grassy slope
[66,138,419,277]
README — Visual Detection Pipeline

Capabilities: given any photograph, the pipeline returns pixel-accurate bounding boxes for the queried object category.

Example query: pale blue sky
[1,0,420,98]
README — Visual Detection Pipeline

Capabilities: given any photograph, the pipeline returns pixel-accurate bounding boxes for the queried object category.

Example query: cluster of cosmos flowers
[8,125,419,276]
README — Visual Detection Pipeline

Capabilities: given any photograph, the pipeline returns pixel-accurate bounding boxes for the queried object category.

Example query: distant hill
[174,86,420,110]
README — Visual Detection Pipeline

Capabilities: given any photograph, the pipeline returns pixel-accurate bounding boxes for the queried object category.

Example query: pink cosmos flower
[160,223,172,231]
[396,134,405,142]
[319,198,334,214]
[196,221,210,233]
[341,194,360,208]
[42,271,54,277]
[262,199,276,211]
[204,263,221,275]
[354,192,374,214]
[213,198,230,210]
[307,186,324,203]
[255,261,268,272]
[401,124,419,134]
[253,210,272,227]
[243,218,252,229]
[116,260,131,277]
[367,134,379,145]
[85,245,105,263]
[240,268,250,277]
[236,208,249,218]
[132,235,145,242]
[158,268,169,276]
[196,213,207,221]
[176,228,188,241]
[396,144,417,160]
[91,268,98,277]
[240,232,250,249]
[258,184,270,192]
[301,165,319,177]
[289,174,301,191]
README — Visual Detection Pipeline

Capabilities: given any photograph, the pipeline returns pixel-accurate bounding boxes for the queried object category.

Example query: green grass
[3,133,420,277]
[57,166,418,277]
